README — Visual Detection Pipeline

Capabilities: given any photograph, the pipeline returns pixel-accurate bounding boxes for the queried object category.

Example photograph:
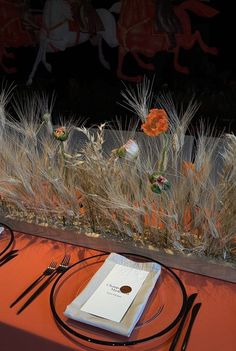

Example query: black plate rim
[0,222,14,257]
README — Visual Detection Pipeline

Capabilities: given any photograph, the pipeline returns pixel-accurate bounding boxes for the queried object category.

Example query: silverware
[0,250,19,263]
[16,254,70,315]
[0,253,18,267]
[181,303,202,351]
[169,293,198,351]
[10,260,57,308]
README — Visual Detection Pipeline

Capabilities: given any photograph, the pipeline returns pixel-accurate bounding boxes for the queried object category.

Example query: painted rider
[154,0,182,49]
[72,0,104,35]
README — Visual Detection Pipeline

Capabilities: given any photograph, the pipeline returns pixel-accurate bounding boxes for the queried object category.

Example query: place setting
[0,225,202,350]
[0,223,19,267]
[49,252,202,351]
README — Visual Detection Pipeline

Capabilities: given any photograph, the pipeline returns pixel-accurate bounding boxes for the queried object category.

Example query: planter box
[1,214,235,284]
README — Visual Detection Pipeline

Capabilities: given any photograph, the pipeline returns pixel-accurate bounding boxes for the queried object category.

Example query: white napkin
[64,253,161,337]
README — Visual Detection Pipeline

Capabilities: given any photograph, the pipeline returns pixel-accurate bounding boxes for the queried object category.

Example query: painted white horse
[27,0,120,85]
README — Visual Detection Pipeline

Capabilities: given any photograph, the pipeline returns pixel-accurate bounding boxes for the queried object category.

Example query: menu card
[81,263,149,322]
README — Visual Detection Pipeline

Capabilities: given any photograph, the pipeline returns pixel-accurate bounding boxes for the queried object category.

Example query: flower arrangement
[0,80,235,264]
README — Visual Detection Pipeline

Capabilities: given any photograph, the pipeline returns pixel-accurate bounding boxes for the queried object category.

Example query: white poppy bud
[117,139,139,160]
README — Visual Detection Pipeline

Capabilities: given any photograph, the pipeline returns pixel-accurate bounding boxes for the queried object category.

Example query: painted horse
[27,0,120,84]
[117,0,219,81]
[0,0,120,81]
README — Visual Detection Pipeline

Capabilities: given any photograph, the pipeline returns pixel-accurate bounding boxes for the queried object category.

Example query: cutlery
[168,293,198,351]
[16,254,70,315]
[181,303,202,351]
[0,250,19,263]
[10,260,57,308]
[0,253,18,267]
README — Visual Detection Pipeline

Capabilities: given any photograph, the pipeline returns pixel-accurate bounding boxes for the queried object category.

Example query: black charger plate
[50,252,187,349]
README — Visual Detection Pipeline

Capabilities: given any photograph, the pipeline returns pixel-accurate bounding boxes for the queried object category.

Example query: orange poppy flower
[182,161,195,176]
[141,108,168,137]
[182,161,204,179]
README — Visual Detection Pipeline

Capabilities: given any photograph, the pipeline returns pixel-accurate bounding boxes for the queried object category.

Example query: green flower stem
[59,142,68,184]
[157,133,169,174]
[60,142,65,165]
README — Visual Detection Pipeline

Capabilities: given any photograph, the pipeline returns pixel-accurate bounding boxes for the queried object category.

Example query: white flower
[117,139,139,161]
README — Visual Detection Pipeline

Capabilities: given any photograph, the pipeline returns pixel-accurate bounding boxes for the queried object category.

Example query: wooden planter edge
[1,215,235,284]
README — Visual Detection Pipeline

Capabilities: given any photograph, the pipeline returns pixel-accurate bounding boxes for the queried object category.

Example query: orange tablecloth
[0,232,235,351]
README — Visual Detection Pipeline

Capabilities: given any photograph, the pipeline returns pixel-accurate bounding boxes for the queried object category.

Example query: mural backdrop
[0,0,234,131]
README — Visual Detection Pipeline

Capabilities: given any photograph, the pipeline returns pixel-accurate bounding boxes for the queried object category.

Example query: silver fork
[16,254,71,315]
[55,254,70,274]
[10,260,57,308]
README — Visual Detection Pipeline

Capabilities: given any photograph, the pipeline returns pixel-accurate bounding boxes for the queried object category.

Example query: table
[0,232,235,351]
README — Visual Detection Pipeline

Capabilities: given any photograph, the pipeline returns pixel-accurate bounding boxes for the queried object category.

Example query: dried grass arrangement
[0,80,235,264]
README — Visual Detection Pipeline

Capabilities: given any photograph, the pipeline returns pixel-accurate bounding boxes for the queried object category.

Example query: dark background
[0,0,235,134]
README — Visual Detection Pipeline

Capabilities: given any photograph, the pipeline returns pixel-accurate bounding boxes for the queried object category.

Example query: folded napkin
[64,253,161,337]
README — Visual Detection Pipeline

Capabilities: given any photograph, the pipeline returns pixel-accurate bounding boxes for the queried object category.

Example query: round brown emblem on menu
[120,285,132,294]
